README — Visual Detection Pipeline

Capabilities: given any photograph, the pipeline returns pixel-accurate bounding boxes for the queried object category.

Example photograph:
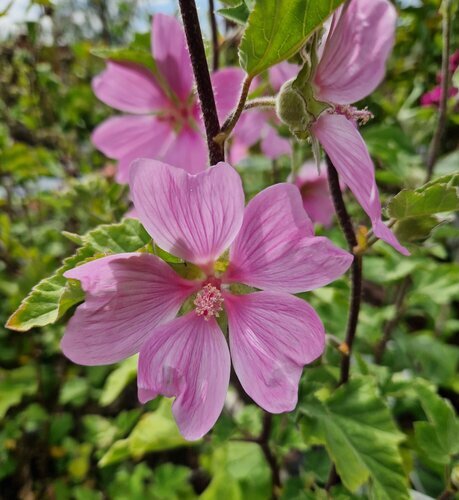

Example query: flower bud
[275,79,311,135]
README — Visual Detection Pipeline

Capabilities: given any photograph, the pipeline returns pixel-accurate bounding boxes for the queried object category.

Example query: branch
[178,0,224,165]
[208,0,220,71]
[426,0,453,182]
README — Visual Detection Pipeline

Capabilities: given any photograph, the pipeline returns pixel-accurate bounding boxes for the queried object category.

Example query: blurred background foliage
[0,0,458,499]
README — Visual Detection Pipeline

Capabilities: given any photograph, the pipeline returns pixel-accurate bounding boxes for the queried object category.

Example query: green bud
[275,79,312,137]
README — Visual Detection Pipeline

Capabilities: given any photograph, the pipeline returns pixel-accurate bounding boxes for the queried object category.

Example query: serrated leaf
[394,215,441,242]
[300,378,409,500]
[239,0,345,76]
[218,2,251,24]
[387,183,459,220]
[6,246,95,332]
[6,219,152,332]
[414,382,459,464]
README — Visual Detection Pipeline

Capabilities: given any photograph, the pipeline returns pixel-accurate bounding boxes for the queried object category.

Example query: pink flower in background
[293,163,336,228]
[62,162,352,440]
[229,62,298,164]
[91,14,240,183]
[308,0,409,255]
[420,50,459,107]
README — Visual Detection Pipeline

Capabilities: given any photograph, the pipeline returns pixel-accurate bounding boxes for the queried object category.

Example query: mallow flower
[293,162,336,228]
[276,0,409,255]
[61,162,352,440]
[91,14,241,183]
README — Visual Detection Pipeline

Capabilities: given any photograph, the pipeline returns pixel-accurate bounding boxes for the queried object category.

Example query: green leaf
[91,47,155,71]
[99,356,138,407]
[218,2,251,25]
[394,215,441,242]
[99,399,193,467]
[387,183,459,220]
[299,378,409,500]
[239,0,345,76]
[414,382,459,465]
[6,245,94,332]
[0,366,38,419]
[6,219,151,332]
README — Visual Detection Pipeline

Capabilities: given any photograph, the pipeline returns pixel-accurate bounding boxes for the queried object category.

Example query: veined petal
[91,115,174,184]
[314,0,396,104]
[152,14,194,101]
[312,113,409,255]
[162,126,208,174]
[212,67,246,122]
[225,183,352,293]
[61,253,197,366]
[92,61,167,113]
[225,291,325,413]
[138,312,230,440]
[130,161,245,267]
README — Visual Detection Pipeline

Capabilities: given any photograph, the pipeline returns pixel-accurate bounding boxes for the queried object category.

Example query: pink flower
[91,14,241,183]
[420,85,458,107]
[229,62,298,164]
[293,163,336,228]
[62,162,352,440]
[310,0,410,255]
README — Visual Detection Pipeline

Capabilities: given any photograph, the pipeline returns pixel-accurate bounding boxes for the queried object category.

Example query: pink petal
[92,61,167,113]
[260,126,291,159]
[312,113,409,255]
[314,0,396,104]
[212,67,246,122]
[225,184,353,293]
[138,312,230,440]
[269,61,299,92]
[232,110,268,148]
[91,115,173,183]
[130,161,245,267]
[161,126,208,174]
[295,163,335,227]
[225,291,325,413]
[61,253,197,366]
[152,14,194,101]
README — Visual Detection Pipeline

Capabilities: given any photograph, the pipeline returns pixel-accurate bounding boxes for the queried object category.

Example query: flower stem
[326,157,362,385]
[208,0,220,71]
[259,413,281,497]
[178,0,224,165]
[426,0,452,182]
[214,75,253,146]
[244,97,277,110]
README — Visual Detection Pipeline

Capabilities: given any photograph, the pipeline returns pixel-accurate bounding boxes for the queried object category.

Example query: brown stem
[326,157,362,386]
[208,0,220,71]
[426,0,452,182]
[178,0,224,165]
[259,413,281,497]
[374,277,411,363]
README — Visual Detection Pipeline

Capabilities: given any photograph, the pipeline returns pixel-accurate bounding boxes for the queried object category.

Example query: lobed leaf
[239,0,345,76]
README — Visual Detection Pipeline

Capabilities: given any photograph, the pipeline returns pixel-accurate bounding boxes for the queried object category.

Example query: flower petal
[130,160,245,267]
[269,61,299,92]
[311,113,409,255]
[314,0,396,104]
[260,126,291,159]
[225,291,325,413]
[92,61,167,113]
[225,183,353,292]
[212,67,246,122]
[91,115,173,183]
[61,253,197,366]
[152,14,194,101]
[161,126,208,174]
[138,313,230,440]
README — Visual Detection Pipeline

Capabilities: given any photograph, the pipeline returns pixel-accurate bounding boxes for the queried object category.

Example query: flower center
[194,284,224,321]
[334,104,374,125]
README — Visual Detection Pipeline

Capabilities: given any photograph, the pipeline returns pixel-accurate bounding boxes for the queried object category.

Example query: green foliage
[300,378,409,499]
[239,0,345,76]
[218,1,252,25]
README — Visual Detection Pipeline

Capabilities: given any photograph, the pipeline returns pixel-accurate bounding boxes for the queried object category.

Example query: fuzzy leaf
[239,0,345,76]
